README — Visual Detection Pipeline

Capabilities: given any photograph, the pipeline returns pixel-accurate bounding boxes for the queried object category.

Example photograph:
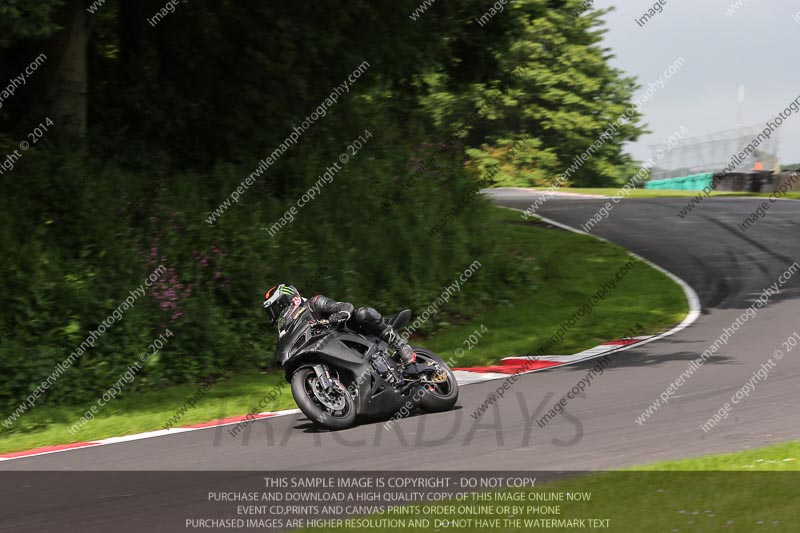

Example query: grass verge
[421,208,687,367]
[0,207,688,454]
[634,439,799,471]
[305,442,800,532]
[0,371,296,454]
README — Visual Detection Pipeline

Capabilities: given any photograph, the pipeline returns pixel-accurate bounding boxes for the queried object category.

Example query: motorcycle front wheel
[290,367,356,430]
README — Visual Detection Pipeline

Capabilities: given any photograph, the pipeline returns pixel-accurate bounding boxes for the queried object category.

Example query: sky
[594,0,800,166]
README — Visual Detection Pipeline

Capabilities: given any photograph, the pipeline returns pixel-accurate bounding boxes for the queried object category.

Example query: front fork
[312,363,333,390]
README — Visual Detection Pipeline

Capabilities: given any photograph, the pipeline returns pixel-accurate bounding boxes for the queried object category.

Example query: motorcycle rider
[263,284,417,366]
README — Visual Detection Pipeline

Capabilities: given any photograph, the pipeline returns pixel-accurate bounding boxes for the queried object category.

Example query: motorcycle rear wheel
[412,348,459,413]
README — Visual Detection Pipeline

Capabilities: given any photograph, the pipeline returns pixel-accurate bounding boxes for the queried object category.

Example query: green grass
[634,439,800,471]
[546,187,800,199]
[421,208,687,367]
[0,371,297,454]
[306,442,800,532]
[319,472,800,533]
[0,207,688,454]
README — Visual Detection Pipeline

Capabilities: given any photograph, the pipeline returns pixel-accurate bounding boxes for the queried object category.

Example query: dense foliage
[0,0,644,413]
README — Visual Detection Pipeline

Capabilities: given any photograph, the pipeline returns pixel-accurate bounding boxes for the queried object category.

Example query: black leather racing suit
[306,295,415,364]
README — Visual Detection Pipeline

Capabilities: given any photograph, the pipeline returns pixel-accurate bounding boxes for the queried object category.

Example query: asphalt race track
[0,190,800,470]
[3,189,800,474]
[2,189,799,532]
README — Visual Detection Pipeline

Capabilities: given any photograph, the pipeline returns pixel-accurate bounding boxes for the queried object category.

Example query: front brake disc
[311,378,346,410]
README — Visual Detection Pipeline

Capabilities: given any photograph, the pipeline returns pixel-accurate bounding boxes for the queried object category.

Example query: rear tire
[412,348,459,413]
[291,367,356,430]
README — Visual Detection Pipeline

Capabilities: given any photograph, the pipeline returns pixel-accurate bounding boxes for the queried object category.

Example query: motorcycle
[275,307,459,430]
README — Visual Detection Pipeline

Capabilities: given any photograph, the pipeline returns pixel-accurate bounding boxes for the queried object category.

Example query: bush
[0,117,529,414]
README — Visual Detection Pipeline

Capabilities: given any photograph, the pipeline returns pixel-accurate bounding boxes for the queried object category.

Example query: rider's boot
[383,327,416,367]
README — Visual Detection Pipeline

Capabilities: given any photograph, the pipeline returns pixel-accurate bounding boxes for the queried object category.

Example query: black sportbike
[275,307,459,430]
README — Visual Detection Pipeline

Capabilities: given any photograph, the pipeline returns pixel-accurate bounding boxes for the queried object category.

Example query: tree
[0,0,63,47]
[430,1,647,187]
[1,0,93,139]
[44,0,92,139]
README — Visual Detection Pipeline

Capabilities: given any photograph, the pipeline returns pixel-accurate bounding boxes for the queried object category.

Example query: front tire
[413,348,459,413]
[291,367,356,430]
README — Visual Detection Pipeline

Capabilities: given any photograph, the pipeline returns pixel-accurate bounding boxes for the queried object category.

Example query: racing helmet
[263,284,301,323]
